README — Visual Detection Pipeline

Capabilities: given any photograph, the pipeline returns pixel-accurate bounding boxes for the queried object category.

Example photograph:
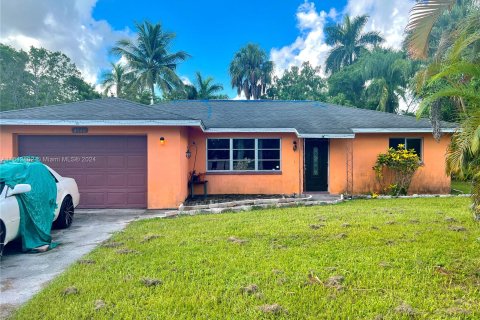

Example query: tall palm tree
[361,49,417,113]
[193,72,224,99]
[229,44,273,100]
[325,15,384,74]
[101,63,131,97]
[415,10,480,219]
[111,21,190,104]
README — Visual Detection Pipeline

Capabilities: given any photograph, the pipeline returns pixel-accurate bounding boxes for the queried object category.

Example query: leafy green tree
[0,44,32,109]
[266,62,327,101]
[360,49,419,113]
[0,44,99,111]
[326,62,365,107]
[229,43,273,100]
[27,47,99,106]
[101,63,133,98]
[325,15,383,74]
[111,21,190,104]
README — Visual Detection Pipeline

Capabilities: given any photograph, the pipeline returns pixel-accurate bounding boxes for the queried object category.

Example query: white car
[0,166,80,254]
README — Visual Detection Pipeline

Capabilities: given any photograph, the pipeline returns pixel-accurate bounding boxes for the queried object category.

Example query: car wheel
[0,221,5,257]
[53,196,74,229]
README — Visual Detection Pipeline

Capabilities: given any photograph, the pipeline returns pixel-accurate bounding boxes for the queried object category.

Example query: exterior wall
[328,133,451,195]
[187,128,303,196]
[0,125,189,209]
[0,125,452,209]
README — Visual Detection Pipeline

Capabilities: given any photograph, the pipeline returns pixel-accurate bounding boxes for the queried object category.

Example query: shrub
[373,144,421,196]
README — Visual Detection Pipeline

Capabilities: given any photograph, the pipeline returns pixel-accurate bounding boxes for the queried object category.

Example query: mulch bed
[184,194,289,206]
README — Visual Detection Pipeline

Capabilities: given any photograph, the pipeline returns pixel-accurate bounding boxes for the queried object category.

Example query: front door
[305,139,328,192]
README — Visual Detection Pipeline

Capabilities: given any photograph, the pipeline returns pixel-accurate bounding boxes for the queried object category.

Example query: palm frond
[405,0,456,59]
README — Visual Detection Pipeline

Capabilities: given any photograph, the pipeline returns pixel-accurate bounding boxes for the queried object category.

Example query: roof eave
[352,128,457,133]
[0,119,205,129]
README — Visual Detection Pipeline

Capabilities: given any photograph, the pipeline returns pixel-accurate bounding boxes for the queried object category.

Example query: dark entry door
[305,139,328,192]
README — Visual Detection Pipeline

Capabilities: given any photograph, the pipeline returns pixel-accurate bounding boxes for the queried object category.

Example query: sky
[0,0,415,98]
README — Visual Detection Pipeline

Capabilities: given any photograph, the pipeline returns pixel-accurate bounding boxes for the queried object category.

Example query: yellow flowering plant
[373,144,421,196]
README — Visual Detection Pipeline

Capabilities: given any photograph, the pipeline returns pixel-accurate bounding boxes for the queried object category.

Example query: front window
[207,138,281,171]
[389,137,423,159]
[207,139,230,171]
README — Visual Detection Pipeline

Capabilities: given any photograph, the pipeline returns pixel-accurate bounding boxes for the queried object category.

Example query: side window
[406,138,422,159]
[389,138,423,159]
[389,138,405,150]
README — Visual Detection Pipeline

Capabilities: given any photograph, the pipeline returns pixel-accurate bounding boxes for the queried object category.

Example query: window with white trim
[207,138,281,171]
[389,138,423,159]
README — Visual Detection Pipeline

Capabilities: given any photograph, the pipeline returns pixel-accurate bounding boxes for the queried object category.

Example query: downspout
[299,138,304,196]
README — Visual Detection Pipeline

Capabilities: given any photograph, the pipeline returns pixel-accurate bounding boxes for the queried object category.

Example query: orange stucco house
[0,98,456,209]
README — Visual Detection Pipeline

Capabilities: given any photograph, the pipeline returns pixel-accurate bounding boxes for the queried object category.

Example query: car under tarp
[0,158,58,252]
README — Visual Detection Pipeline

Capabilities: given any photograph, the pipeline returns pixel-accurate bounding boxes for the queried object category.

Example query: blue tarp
[0,158,58,252]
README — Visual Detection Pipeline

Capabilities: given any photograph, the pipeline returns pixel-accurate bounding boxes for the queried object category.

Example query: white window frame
[206,138,282,172]
[389,137,424,160]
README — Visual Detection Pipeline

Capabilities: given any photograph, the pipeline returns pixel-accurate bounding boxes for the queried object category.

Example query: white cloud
[344,0,415,49]
[180,76,193,86]
[270,0,415,77]
[232,92,246,100]
[270,1,332,77]
[0,0,130,84]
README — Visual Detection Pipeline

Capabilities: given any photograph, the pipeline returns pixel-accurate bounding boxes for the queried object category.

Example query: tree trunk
[473,177,479,221]
[150,82,155,105]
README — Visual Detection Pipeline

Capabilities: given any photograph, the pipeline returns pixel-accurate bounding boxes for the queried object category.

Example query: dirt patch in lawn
[141,278,162,287]
[258,304,286,315]
[227,236,248,244]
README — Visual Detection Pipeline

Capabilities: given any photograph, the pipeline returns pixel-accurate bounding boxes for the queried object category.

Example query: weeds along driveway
[0,209,166,318]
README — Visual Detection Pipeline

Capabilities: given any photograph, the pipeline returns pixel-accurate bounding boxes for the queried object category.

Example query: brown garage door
[18,135,147,209]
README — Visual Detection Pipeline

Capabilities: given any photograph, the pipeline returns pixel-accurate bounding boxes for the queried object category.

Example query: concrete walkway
[303,193,343,201]
[0,209,165,318]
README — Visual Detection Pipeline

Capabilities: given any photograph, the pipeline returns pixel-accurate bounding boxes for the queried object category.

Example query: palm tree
[415,10,480,219]
[405,0,458,59]
[193,72,224,99]
[229,44,273,100]
[447,110,480,219]
[361,49,418,113]
[111,21,190,104]
[325,15,384,74]
[101,63,131,97]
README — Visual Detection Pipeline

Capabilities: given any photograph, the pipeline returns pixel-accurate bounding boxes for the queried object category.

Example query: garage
[18,135,147,209]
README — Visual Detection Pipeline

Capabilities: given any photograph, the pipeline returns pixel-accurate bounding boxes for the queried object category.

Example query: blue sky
[1,0,414,98]
[92,0,346,97]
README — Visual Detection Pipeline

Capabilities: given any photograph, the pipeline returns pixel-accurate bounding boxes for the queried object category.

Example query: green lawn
[13,198,480,319]
[451,180,473,194]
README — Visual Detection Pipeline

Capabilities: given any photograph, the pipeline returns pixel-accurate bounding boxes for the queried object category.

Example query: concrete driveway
[0,209,166,318]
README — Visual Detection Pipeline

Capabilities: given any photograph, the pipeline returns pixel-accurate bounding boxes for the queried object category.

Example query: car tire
[0,221,6,257]
[53,196,74,229]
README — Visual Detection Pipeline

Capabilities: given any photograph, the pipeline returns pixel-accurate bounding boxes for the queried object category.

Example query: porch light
[293,141,298,152]
[186,147,192,159]
[160,137,166,145]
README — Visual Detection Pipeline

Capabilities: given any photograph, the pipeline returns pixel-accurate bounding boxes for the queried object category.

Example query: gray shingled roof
[0,98,456,137]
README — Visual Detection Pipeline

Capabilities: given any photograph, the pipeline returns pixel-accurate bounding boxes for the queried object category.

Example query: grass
[451,180,472,194]
[13,198,480,319]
